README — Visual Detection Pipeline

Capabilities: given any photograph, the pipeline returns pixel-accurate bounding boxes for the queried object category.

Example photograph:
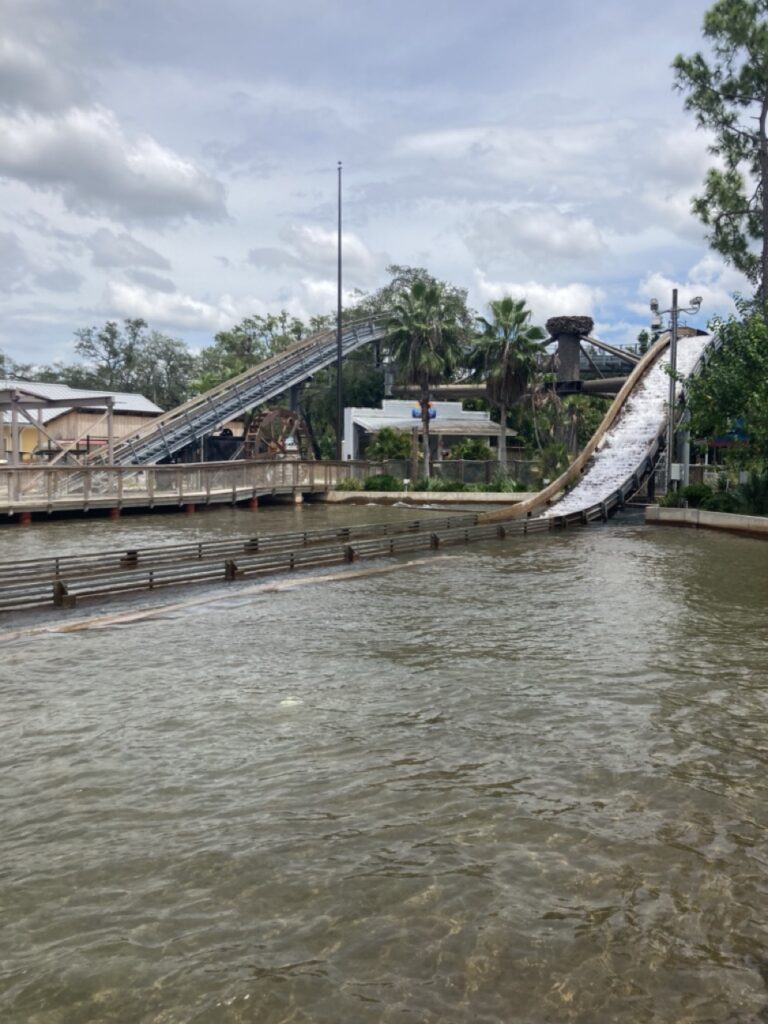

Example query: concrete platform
[322,491,538,506]
[645,504,768,538]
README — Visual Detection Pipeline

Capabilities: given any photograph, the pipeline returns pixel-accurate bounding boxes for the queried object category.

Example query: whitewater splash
[544,334,711,517]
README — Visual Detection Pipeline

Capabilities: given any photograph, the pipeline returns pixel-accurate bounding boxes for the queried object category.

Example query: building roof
[0,379,162,425]
[349,399,502,437]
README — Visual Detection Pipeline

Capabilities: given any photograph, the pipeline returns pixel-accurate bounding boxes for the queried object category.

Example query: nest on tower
[545,315,594,338]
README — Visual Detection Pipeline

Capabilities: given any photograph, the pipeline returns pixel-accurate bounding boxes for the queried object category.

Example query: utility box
[670,463,683,482]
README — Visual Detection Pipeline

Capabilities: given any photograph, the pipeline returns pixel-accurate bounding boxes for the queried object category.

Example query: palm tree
[387,279,462,479]
[470,297,546,472]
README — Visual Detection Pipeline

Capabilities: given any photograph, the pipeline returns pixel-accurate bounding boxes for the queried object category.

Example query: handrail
[86,317,389,466]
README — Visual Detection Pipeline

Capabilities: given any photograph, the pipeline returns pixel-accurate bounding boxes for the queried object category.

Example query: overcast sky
[0,0,745,365]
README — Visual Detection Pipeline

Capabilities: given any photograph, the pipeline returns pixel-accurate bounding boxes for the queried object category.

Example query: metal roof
[349,400,502,437]
[352,416,501,436]
[0,379,162,424]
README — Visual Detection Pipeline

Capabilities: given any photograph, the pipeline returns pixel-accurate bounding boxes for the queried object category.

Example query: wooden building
[0,380,162,464]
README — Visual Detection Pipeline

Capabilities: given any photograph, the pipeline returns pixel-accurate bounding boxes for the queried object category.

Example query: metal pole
[681,422,691,488]
[666,288,678,492]
[107,398,114,464]
[10,399,19,466]
[336,160,343,461]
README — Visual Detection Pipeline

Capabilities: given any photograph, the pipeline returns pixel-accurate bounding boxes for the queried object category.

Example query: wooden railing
[0,459,379,513]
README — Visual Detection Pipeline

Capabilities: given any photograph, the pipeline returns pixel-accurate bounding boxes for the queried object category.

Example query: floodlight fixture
[649,298,659,314]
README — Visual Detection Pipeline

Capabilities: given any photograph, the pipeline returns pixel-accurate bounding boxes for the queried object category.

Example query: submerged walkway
[0,512,550,612]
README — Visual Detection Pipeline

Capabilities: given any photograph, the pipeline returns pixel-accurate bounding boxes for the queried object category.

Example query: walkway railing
[87,319,387,466]
[0,459,378,514]
[0,512,554,612]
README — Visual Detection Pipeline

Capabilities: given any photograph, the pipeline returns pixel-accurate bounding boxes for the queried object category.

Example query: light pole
[336,160,343,461]
[649,291,702,491]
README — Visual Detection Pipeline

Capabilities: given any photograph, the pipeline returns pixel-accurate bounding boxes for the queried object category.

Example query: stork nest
[546,315,594,338]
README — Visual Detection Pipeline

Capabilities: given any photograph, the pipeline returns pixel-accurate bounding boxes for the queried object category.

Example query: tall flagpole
[336,160,343,461]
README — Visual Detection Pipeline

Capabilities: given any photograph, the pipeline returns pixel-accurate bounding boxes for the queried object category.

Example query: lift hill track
[85,319,639,467]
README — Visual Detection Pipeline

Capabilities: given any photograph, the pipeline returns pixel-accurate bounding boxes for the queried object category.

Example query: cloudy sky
[0,0,745,366]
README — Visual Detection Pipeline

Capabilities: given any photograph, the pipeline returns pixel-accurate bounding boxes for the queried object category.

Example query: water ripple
[3,513,768,1022]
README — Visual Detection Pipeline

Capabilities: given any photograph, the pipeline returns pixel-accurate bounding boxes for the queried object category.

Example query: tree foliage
[469,296,546,471]
[55,319,195,408]
[301,349,385,458]
[449,438,494,461]
[194,312,308,392]
[350,264,474,333]
[673,0,768,301]
[365,426,412,460]
[685,306,768,459]
[386,277,467,478]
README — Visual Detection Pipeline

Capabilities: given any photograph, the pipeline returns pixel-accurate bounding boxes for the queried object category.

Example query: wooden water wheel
[243,407,313,459]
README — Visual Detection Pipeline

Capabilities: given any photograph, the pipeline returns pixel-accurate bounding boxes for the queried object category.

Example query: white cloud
[634,256,747,320]
[299,277,363,310]
[0,35,87,112]
[465,205,607,270]
[0,230,31,292]
[34,266,82,293]
[474,271,605,326]
[105,280,266,332]
[88,228,170,269]
[0,107,227,222]
[249,224,389,284]
[394,121,620,191]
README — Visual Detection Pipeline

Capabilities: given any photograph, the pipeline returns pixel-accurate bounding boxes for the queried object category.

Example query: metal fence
[380,458,537,487]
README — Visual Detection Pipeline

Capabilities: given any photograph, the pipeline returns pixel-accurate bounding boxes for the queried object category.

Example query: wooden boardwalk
[0,459,372,519]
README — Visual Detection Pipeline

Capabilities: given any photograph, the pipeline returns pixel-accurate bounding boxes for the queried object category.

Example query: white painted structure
[341,399,502,461]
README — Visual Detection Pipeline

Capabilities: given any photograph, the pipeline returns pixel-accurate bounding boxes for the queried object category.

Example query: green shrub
[366,427,412,461]
[736,470,768,515]
[426,478,468,491]
[362,473,402,491]
[680,483,712,508]
[449,438,494,461]
[659,491,685,507]
[485,473,527,492]
[334,477,363,491]
[701,490,742,513]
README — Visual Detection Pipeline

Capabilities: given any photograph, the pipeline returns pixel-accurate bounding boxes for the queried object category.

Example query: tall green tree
[60,319,195,408]
[351,265,474,333]
[387,278,465,478]
[133,332,195,409]
[684,305,768,460]
[0,350,33,380]
[301,348,385,459]
[194,312,307,391]
[72,318,146,391]
[673,0,768,303]
[469,296,546,472]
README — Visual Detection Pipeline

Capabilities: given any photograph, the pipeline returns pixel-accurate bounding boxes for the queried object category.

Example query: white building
[342,399,502,461]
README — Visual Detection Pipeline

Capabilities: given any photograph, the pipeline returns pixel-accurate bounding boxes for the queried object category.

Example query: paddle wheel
[243,407,313,459]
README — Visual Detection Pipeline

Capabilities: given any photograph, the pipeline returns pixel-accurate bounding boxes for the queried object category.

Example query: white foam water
[545,334,711,517]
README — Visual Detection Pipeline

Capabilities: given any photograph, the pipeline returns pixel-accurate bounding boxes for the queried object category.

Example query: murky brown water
[2,508,768,1023]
